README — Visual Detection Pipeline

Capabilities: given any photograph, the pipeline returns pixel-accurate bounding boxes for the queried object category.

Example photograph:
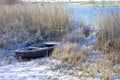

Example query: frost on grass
[0,58,79,80]
[94,10,120,64]
[0,25,120,80]
[52,42,90,65]
[0,5,120,80]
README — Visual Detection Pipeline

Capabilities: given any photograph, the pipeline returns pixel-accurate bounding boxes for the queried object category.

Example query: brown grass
[113,65,120,77]
[52,42,90,64]
[78,61,114,79]
[94,10,120,64]
[106,52,120,64]
[0,4,69,47]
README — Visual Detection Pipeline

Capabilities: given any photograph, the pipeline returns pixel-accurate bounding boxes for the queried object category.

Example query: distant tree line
[0,0,20,4]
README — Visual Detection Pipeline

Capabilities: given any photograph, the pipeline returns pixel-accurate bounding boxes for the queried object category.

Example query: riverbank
[68,2,120,6]
[31,1,120,6]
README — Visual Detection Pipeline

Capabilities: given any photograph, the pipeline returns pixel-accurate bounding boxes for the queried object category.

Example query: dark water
[66,5,120,24]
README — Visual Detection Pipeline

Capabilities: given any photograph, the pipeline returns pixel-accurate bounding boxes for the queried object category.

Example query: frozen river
[66,5,120,24]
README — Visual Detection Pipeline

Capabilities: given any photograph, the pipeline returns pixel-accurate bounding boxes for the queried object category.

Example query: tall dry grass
[52,42,90,64]
[53,21,91,65]
[94,10,120,64]
[0,4,69,48]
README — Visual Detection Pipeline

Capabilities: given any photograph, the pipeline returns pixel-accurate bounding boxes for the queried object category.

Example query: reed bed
[0,4,69,48]
[52,42,90,64]
[94,10,120,64]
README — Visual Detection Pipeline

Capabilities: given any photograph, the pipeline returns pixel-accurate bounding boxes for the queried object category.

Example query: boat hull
[14,41,60,60]
[14,47,55,60]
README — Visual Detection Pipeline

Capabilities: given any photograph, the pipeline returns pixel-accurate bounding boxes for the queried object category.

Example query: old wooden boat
[14,41,60,60]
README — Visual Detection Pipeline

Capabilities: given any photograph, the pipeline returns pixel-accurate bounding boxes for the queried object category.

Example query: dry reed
[0,4,69,47]
[94,10,120,64]
[52,42,90,64]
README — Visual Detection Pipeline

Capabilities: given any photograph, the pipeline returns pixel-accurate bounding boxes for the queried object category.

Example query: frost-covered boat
[14,41,60,60]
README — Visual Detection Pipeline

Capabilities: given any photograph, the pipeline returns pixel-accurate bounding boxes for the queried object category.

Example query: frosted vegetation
[0,0,120,80]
